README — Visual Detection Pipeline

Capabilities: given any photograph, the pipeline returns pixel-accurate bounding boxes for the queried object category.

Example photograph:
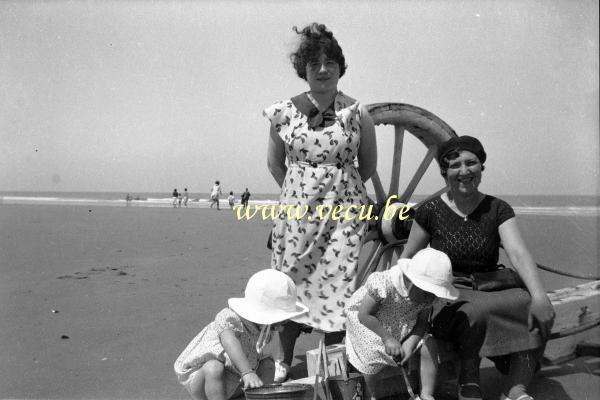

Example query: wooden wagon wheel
[356,103,457,286]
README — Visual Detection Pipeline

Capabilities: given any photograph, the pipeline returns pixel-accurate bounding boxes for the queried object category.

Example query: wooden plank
[576,341,600,357]
[306,344,346,377]
[545,280,600,362]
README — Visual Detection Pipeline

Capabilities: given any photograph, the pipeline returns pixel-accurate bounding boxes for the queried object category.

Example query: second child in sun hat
[174,269,308,400]
[345,248,459,400]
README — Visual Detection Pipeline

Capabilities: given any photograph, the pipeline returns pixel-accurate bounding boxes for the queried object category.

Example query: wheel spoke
[363,229,379,243]
[413,185,450,208]
[388,125,405,196]
[399,145,437,203]
[392,246,404,264]
[370,171,387,204]
[362,103,456,289]
[379,249,393,271]
[356,241,382,287]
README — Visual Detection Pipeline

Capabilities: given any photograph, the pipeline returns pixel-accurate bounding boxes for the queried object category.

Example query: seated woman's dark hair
[290,23,347,80]
[437,136,487,177]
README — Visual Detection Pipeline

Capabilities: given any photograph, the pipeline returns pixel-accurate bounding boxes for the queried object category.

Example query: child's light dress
[174,308,269,397]
[345,266,432,374]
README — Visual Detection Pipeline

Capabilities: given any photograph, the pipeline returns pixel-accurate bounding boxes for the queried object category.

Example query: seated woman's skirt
[431,287,545,365]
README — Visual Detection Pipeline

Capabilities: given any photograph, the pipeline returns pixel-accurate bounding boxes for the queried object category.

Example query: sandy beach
[1,203,598,399]
[1,204,276,399]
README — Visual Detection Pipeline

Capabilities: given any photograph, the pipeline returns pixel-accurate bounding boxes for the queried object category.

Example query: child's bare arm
[220,329,263,389]
[358,293,402,356]
[357,293,385,337]
[399,308,430,365]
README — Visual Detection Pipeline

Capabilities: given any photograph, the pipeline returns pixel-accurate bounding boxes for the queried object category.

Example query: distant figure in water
[240,188,251,208]
[125,193,133,205]
[228,191,235,209]
[172,189,179,208]
[209,181,222,210]
[183,188,189,207]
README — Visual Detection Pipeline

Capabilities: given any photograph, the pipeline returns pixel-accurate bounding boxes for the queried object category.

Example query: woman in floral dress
[264,22,377,374]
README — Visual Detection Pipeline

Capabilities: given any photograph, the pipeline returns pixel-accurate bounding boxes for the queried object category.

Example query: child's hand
[383,336,403,358]
[242,371,263,390]
[398,339,419,365]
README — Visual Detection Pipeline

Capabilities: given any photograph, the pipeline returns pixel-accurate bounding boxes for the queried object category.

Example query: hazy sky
[1,0,598,196]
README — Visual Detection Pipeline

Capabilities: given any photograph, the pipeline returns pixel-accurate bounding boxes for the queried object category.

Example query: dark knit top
[414,195,515,274]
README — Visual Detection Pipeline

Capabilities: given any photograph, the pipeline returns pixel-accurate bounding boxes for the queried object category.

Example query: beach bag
[470,266,525,291]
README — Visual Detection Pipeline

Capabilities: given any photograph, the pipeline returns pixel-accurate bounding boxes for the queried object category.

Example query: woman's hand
[529,294,555,340]
[241,371,263,390]
[383,336,403,358]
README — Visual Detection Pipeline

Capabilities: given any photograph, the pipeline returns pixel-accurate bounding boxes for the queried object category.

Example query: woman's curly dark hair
[290,23,347,80]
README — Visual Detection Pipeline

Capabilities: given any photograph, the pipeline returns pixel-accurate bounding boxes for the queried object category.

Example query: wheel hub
[372,199,415,244]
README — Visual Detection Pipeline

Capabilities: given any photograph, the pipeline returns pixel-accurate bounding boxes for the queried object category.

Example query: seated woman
[400,136,555,400]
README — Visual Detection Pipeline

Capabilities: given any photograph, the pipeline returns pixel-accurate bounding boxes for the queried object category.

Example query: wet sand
[0,204,598,399]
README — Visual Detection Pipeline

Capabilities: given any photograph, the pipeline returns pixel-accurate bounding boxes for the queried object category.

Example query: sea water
[0,191,597,214]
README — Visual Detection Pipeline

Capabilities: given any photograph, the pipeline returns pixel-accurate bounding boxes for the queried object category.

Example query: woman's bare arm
[267,125,287,187]
[357,105,377,182]
[499,217,555,339]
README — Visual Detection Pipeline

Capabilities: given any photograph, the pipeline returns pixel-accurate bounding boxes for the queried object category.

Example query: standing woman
[264,23,377,376]
[400,136,555,400]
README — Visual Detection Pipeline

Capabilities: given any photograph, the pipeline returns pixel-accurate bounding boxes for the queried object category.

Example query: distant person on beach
[178,192,183,208]
[183,188,189,207]
[240,188,251,208]
[264,22,377,378]
[172,189,179,208]
[209,181,222,210]
[174,269,308,400]
[227,191,235,209]
[400,136,555,400]
[125,193,133,205]
[345,249,459,400]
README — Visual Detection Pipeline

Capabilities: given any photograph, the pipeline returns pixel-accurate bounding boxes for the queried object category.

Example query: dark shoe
[458,383,483,400]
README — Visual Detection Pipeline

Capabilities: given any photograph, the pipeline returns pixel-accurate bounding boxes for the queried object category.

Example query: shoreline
[1,197,598,217]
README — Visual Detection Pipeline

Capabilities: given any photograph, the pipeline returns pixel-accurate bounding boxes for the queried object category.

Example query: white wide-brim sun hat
[228,269,309,325]
[397,248,459,301]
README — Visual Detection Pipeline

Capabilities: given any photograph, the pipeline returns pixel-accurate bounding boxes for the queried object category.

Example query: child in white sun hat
[345,248,459,400]
[174,269,308,400]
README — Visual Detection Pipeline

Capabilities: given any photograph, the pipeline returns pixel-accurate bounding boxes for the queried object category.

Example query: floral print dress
[263,91,368,332]
[345,268,432,374]
[174,308,267,383]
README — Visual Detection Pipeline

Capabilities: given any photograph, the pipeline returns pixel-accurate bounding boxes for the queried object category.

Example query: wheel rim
[356,103,457,285]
